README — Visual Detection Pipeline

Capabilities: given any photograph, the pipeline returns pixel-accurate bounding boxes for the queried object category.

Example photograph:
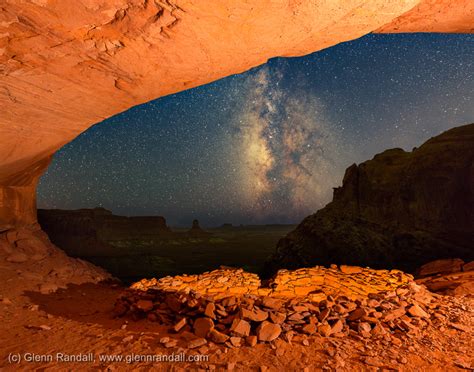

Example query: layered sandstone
[1,0,473,230]
[267,124,474,274]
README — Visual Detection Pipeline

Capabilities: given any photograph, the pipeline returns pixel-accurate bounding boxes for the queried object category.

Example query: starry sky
[37,33,474,227]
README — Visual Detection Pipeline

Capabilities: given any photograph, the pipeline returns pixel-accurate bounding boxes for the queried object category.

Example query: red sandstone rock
[136,300,153,312]
[257,321,281,342]
[270,312,286,325]
[302,323,317,335]
[240,308,268,322]
[407,304,429,319]
[330,320,344,335]
[261,298,284,310]
[208,329,229,344]
[384,308,406,322]
[230,319,251,337]
[187,338,207,349]
[269,126,474,274]
[317,324,332,337]
[110,264,473,353]
[246,335,258,347]
[229,336,242,347]
[6,252,28,263]
[347,308,367,321]
[463,261,474,272]
[340,265,363,274]
[319,308,331,322]
[204,303,216,319]
[173,317,187,332]
[193,317,214,338]
[418,259,465,277]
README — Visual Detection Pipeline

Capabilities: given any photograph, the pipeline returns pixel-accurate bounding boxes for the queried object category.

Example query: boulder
[208,329,229,344]
[230,318,251,337]
[270,312,286,324]
[302,323,317,335]
[347,308,367,321]
[240,308,268,322]
[193,317,214,338]
[257,321,281,342]
[317,324,332,337]
[229,336,242,347]
[407,304,430,318]
[204,303,216,319]
[261,298,284,310]
[330,319,344,335]
[246,335,258,347]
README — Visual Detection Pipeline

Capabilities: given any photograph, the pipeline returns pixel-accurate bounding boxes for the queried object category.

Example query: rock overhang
[1,0,473,228]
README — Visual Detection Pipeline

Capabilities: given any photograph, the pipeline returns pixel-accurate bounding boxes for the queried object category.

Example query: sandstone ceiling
[0,0,473,229]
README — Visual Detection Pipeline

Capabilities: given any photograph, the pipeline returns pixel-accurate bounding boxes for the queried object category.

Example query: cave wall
[1,0,473,230]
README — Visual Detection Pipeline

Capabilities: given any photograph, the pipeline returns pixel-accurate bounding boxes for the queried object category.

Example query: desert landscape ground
[1,1,473,371]
[37,209,295,282]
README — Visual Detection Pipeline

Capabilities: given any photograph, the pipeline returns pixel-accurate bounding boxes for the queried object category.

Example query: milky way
[235,67,344,221]
[37,34,474,226]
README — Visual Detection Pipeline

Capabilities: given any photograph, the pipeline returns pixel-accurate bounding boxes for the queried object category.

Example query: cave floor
[1,274,473,371]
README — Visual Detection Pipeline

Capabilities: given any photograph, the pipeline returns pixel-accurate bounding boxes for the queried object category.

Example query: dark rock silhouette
[187,219,211,238]
[38,208,171,256]
[266,124,474,275]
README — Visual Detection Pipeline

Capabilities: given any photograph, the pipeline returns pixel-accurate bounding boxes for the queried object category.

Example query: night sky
[37,34,474,227]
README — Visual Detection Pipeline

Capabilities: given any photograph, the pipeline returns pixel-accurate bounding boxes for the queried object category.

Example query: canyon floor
[1,229,473,371]
[1,283,472,372]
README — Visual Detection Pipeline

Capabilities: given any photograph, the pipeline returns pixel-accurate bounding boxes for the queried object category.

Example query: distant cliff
[266,124,474,274]
[38,208,172,256]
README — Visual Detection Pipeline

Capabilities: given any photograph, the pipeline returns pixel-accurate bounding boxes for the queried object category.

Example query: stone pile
[114,266,437,348]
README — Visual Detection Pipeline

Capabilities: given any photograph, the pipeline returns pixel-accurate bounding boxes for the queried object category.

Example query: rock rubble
[114,265,449,349]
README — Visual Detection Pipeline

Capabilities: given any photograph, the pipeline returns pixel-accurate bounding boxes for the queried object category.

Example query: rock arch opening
[1,2,474,370]
[30,32,474,282]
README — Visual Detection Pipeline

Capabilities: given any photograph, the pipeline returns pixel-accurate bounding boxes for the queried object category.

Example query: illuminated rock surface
[129,265,412,301]
[110,263,473,360]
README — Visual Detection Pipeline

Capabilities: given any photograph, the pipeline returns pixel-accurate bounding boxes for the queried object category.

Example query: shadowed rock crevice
[266,124,474,275]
